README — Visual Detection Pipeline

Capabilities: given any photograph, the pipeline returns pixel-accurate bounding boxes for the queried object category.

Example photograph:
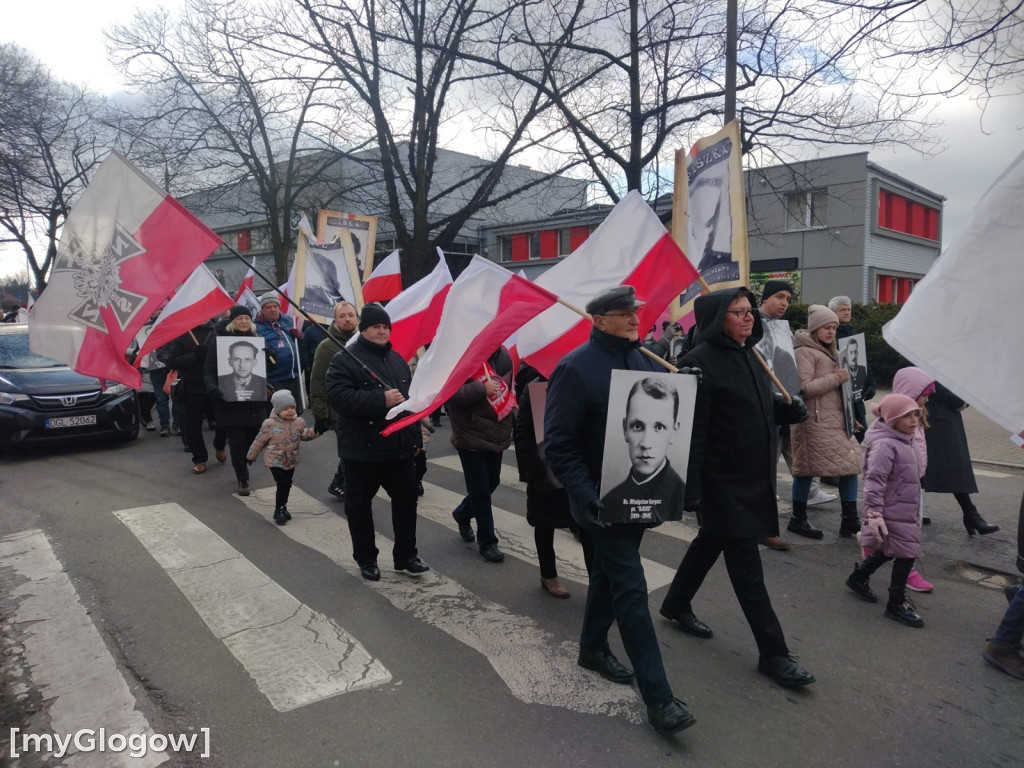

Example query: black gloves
[677,366,702,384]
[314,419,330,434]
[583,500,612,529]
[775,393,809,424]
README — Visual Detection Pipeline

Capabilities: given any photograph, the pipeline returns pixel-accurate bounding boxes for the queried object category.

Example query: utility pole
[725,0,737,124]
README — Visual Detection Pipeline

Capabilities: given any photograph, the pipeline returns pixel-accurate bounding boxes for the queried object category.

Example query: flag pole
[222,245,395,391]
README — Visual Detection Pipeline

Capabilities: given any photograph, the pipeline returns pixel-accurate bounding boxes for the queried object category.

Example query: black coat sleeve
[543,364,598,511]
[325,354,387,419]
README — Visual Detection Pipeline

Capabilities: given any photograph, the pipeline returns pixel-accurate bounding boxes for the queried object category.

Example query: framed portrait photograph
[837,346,857,438]
[838,333,867,401]
[215,336,268,402]
[317,210,379,283]
[598,370,697,524]
[292,237,361,323]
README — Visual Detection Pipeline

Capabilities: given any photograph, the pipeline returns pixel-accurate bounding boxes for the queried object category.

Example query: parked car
[0,324,139,447]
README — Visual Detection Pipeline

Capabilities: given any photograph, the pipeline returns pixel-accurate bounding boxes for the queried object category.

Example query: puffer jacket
[448,347,516,454]
[860,418,922,559]
[790,329,861,477]
[891,367,934,478]
[247,412,317,469]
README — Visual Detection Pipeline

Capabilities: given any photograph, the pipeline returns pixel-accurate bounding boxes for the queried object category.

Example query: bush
[782,302,912,387]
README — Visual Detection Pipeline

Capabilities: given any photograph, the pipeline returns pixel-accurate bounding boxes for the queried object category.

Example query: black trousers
[183,390,212,464]
[270,467,295,508]
[225,425,260,482]
[859,551,914,592]
[344,456,419,569]
[662,530,789,659]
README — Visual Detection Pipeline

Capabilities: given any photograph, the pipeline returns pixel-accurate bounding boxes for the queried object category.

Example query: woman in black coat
[921,381,999,536]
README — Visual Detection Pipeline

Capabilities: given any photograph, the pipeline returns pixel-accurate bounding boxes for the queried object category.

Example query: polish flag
[515,191,700,377]
[368,249,453,361]
[29,152,221,388]
[361,250,403,303]
[278,260,297,316]
[382,257,558,434]
[234,259,255,302]
[133,264,235,363]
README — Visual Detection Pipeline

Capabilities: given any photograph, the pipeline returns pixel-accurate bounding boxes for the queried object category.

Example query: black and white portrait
[216,336,267,402]
[299,239,354,321]
[318,212,379,282]
[838,333,868,401]
[837,346,857,438]
[599,371,697,524]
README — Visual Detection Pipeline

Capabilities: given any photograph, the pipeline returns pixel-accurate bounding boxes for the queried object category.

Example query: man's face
[623,391,678,478]
[722,296,755,345]
[594,307,640,341]
[230,347,256,378]
[848,339,859,368]
[760,290,791,319]
[262,302,281,322]
[362,323,390,345]
[835,304,852,324]
[334,304,358,333]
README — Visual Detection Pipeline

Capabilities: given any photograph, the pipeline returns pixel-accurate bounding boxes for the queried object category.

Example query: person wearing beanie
[788,304,862,540]
[325,302,430,581]
[845,393,926,627]
[255,292,303,413]
[247,388,318,525]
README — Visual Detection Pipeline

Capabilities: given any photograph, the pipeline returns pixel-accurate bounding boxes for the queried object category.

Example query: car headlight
[105,383,132,396]
[0,392,30,405]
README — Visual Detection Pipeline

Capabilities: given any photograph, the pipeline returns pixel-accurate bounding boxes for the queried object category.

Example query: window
[877,188,939,241]
[876,274,918,304]
[237,229,251,252]
[786,190,828,230]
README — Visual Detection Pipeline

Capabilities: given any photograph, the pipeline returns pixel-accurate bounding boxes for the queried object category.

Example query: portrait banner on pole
[292,235,361,323]
[317,210,379,283]
[215,336,268,402]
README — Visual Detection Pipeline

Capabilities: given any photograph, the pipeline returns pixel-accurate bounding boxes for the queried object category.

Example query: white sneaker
[807,487,837,506]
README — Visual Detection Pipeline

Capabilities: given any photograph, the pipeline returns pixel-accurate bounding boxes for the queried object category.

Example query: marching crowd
[130,281,1024,735]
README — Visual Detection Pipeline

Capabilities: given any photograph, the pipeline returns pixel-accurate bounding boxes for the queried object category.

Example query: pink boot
[906,569,934,593]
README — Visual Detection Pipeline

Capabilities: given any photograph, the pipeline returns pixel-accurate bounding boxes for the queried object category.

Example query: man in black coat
[166,320,224,473]
[659,286,815,689]
[544,285,697,734]
[325,304,428,581]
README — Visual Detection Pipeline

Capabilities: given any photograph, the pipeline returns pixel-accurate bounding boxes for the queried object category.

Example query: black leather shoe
[758,655,816,687]
[273,507,287,526]
[787,517,823,539]
[360,564,381,581]
[456,518,475,542]
[396,557,430,575]
[281,505,291,521]
[328,483,344,500]
[577,649,634,684]
[659,606,713,638]
[238,481,250,497]
[481,545,505,563]
[647,697,697,733]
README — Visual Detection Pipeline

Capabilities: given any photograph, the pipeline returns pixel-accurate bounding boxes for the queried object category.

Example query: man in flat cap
[544,284,698,734]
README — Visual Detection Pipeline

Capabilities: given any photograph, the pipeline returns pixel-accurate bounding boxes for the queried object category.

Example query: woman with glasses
[787,305,863,539]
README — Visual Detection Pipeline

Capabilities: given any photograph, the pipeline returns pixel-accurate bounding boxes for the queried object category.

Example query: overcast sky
[2,0,1022,278]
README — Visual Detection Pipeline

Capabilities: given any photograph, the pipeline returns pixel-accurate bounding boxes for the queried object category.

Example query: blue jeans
[994,584,1024,645]
[453,448,503,550]
[148,369,171,427]
[580,526,673,705]
[793,474,858,503]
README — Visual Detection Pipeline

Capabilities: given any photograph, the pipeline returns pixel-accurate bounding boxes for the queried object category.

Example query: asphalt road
[1,424,1022,768]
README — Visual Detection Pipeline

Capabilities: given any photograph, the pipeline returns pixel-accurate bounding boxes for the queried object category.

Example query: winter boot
[885,588,924,627]
[280,505,291,521]
[273,507,288,526]
[787,500,823,539]
[983,640,1024,680]
[845,563,878,603]
[963,505,1000,536]
[839,500,860,538]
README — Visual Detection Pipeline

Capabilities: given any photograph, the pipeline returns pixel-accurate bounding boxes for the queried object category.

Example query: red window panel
[889,196,907,233]
[539,229,559,259]
[925,208,939,240]
[877,275,893,303]
[237,229,251,252]
[569,226,590,251]
[909,202,926,238]
[896,277,912,303]
[510,233,529,262]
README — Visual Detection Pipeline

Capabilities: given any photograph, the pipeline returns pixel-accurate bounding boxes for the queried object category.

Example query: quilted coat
[246,412,317,469]
[790,329,862,477]
[860,419,922,559]
[891,367,934,479]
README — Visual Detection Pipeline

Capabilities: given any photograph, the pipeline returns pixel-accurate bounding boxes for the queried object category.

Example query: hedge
[783,302,912,387]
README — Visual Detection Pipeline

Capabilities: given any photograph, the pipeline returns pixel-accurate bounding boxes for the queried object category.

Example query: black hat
[228,305,252,321]
[359,303,391,331]
[760,280,795,303]
[585,285,646,315]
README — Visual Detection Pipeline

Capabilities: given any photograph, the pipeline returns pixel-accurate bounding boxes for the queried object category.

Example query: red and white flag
[514,191,699,377]
[133,264,234,364]
[277,260,297,316]
[365,249,453,361]
[361,249,402,303]
[234,258,255,302]
[382,256,557,434]
[29,151,221,387]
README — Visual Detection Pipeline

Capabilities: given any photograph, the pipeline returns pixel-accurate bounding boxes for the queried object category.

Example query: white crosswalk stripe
[114,503,391,712]
[236,486,645,724]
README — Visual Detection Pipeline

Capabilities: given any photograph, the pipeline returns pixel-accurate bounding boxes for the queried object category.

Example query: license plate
[45,415,97,429]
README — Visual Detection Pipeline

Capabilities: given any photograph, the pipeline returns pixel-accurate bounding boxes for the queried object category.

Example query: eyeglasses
[599,309,640,318]
[725,308,756,318]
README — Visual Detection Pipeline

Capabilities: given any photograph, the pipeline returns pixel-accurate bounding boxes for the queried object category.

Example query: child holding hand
[247,390,318,525]
[845,394,926,628]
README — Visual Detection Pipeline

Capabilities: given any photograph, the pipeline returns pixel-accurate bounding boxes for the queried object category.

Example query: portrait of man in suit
[217,338,268,402]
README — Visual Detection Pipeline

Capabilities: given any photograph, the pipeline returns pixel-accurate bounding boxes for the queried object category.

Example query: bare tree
[107,0,370,283]
[0,44,108,291]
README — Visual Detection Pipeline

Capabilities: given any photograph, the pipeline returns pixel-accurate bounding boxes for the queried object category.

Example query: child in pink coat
[247,389,318,525]
[845,394,926,628]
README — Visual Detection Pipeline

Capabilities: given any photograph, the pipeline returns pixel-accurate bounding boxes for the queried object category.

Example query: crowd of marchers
[128,282,1024,736]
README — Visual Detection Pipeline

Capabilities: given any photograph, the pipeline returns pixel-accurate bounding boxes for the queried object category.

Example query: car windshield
[0,330,67,369]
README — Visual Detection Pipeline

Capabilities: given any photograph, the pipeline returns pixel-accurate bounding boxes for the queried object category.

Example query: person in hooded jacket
[255,293,303,411]
[165,319,223,474]
[659,287,816,689]
[203,305,270,496]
